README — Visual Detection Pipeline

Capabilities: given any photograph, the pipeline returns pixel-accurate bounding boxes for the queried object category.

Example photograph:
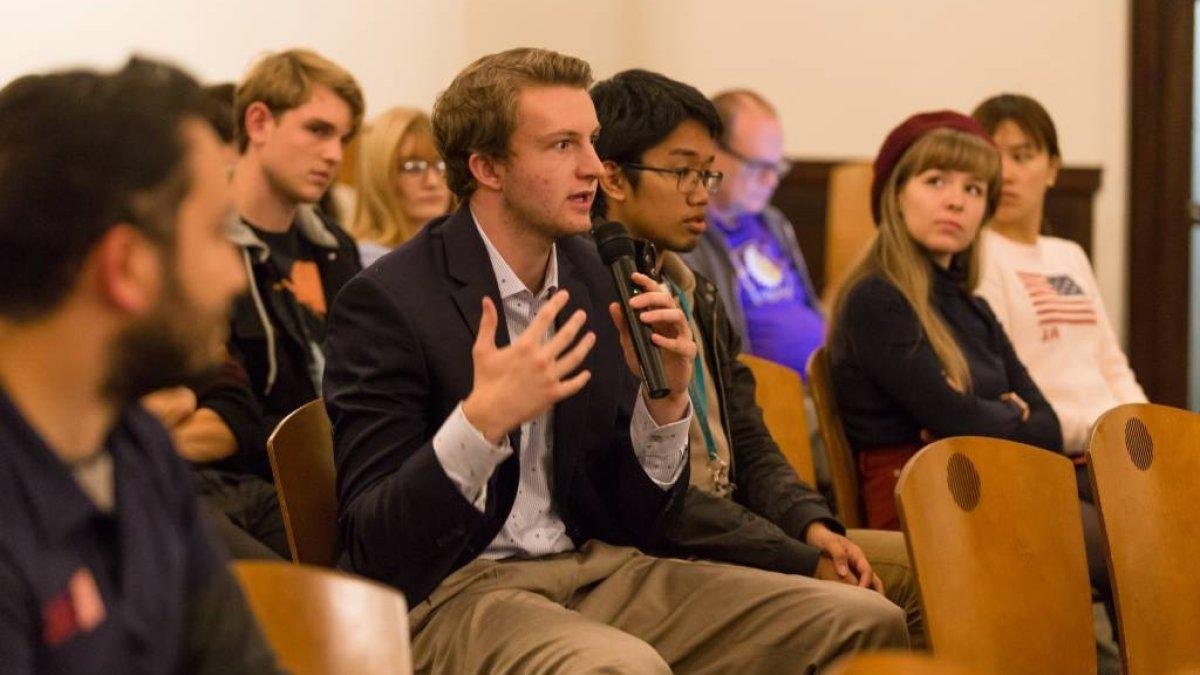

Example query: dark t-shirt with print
[250,225,328,346]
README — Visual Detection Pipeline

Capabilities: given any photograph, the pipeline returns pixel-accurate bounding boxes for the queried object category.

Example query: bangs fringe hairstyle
[830,128,1001,392]
[971,93,1061,160]
[351,107,446,247]
[234,48,364,153]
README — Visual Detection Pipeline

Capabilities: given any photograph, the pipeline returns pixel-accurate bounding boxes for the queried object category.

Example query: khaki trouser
[409,540,908,674]
[846,529,924,647]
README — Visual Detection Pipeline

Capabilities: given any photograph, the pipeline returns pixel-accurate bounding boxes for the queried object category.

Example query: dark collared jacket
[0,390,278,674]
[322,205,689,605]
[200,206,361,480]
[652,268,841,576]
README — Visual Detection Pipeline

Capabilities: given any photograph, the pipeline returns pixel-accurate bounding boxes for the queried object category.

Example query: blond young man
[188,49,365,558]
[323,48,908,675]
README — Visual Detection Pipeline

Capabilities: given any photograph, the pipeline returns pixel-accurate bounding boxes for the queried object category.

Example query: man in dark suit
[324,48,907,674]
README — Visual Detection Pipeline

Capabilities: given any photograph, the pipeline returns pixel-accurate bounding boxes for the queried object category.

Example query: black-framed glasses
[718,142,793,178]
[621,162,724,195]
[399,159,447,176]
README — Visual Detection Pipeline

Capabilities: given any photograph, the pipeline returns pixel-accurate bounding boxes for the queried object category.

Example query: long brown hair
[828,128,1001,391]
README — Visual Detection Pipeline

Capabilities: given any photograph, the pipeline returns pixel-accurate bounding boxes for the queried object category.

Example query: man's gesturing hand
[609,272,696,425]
[462,290,595,445]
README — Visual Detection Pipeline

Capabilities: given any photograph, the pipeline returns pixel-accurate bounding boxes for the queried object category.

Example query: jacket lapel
[439,206,520,452]
[442,208,511,346]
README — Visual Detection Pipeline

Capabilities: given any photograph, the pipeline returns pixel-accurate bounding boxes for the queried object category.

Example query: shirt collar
[659,251,697,296]
[0,386,113,542]
[471,208,559,300]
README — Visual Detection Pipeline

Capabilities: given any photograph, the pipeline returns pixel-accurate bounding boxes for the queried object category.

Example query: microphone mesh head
[593,220,636,264]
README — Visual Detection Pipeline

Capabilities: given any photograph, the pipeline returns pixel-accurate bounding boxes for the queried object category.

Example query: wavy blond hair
[829,128,1001,392]
[350,107,444,247]
[235,48,363,153]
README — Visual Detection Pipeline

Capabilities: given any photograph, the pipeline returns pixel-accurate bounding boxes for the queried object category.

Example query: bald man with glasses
[684,90,820,377]
[682,89,831,486]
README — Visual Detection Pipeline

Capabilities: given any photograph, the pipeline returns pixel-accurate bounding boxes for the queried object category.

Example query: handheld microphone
[593,220,670,399]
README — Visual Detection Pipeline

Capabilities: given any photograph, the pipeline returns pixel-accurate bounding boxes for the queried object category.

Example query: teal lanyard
[667,279,720,463]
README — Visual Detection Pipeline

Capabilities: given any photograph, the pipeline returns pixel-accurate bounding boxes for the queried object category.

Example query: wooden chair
[823,162,877,306]
[895,437,1096,674]
[805,346,864,527]
[828,651,987,675]
[267,399,337,567]
[1088,403,1200,674]
[738,353,816,484]
[234,561,412,675]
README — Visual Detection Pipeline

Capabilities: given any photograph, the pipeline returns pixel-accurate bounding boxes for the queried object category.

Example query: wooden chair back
[823,162,877,306]
[1088,403,1200,674]
[738,353,816,484]
[805,346,864,526]
[828,652,988,675]
[234,561,412,675]
[267,399,337,567]
[896,437,1096,674]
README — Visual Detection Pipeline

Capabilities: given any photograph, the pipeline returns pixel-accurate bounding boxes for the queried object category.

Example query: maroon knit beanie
[870,110,995,224]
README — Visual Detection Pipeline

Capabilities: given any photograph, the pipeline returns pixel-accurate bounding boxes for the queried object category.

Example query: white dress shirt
[431,216,691,560]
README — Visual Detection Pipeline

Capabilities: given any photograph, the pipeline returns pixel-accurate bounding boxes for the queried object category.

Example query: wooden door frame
[1129,0,1193,407]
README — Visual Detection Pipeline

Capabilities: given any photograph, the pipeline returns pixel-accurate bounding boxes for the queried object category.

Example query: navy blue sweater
[829,261,1062,453]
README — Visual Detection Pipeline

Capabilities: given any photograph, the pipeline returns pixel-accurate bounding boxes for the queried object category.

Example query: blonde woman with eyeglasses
[350,107,453,266]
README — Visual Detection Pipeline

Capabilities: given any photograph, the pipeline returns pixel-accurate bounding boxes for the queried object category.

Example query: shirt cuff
[432,402,513,511]
[630,389,691,488]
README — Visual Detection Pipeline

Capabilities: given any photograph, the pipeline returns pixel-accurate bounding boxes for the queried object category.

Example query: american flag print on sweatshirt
[1017,271,1097,327]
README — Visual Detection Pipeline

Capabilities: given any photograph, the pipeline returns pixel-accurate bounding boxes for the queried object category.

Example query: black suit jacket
[322,206,688,605]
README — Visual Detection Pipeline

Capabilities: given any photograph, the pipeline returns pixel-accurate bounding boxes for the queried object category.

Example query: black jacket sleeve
[842,279,1061,449]
[659,488,822,575]
[183,565,282,675]
[192,356,271,480]
[175,435,282,675]
[716,293,843,542]
[322,273,488,603]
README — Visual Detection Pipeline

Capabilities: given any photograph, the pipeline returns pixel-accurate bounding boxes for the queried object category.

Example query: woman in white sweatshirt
[971,94,1146,456]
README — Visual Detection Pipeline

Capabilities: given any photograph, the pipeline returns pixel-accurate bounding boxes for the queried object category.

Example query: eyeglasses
[718,142,793,178]
[398,159,447,176]
[621,163,724,195]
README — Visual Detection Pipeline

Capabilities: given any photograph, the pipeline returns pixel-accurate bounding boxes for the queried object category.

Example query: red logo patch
[42,568,106,646]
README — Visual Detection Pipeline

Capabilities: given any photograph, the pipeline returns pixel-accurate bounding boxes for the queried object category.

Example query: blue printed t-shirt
[715,212,825,378]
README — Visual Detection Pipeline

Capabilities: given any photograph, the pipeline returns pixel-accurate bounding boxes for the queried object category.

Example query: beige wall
[0,0,1130,334]
[0,0,470,115]
[626,0,1130,337]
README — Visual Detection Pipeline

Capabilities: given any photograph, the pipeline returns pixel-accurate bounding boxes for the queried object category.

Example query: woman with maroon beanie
[825,111,1113,614]
[826,110,1063,529]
